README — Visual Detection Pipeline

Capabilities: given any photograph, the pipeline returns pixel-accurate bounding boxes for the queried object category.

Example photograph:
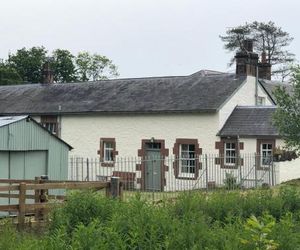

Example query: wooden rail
[0,176,122,229]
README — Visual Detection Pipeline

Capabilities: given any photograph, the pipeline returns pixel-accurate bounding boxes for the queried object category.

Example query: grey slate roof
[0,71,246,115]
[218,106,279,137]
[259,79,293,104]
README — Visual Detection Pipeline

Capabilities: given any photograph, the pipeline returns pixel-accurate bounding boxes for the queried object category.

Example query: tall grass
[1,186,300,249]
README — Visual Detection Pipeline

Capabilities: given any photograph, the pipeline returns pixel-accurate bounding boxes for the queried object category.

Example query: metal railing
[68,154,278,197]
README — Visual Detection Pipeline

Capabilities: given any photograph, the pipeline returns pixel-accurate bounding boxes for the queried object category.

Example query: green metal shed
[0,116,72,181]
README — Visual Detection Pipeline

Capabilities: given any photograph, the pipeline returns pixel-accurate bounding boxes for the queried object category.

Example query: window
[173,139,202,179]
[180,144,196,175]
[104,142,114,162]
[261,143,273,166]
[257,96,266,106]
[41,116,58,136]
[256,139,275,169]
[224,142,236,166]
[99,138,118,167]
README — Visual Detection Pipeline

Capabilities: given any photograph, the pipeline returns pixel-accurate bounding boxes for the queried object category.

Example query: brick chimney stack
[258,51,271,80]
[42,60,54,84]
[235,39,258,77]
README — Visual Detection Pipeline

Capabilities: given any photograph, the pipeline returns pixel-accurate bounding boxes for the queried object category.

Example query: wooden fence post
[18,182,26,229]
[110,177,120,199]
[34,177,41,221]
[105,182,111,198]
[40,176,49,221]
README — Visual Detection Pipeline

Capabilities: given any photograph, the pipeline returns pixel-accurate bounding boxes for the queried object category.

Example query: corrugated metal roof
[0,116,73,149]
[0,116,27,128]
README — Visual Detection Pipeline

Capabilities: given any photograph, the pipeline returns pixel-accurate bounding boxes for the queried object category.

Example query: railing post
[86,158,90,181]
[18,182,26,229]
[205,154,208,192]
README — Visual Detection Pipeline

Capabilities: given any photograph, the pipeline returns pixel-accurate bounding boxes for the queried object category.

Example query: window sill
[221,165,238,169]
[257,166,270,171]
[176,173,196,180]
[101,162,115,167]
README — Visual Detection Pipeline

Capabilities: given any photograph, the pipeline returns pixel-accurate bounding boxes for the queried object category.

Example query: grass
[1,182,300,249]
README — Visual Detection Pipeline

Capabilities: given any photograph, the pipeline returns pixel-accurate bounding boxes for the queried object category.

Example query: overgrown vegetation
[1,186,300,249]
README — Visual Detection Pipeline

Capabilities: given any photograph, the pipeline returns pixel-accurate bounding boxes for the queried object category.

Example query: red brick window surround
[98,138,118,167]
[256,139,275,169]
[41,115,59,136]
[173,139,202,180]
[215,139,244,169]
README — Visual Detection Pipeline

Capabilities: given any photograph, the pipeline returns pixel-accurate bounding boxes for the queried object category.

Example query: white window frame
[42,122,57,135]
[224,142,236,166]
[103,142,114,163]
[179,144,196,178]
[257,96,266,106]
[261,143,273,166]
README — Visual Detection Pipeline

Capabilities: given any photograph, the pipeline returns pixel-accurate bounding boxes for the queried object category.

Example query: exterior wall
[0,119,69,181]
[61,113,220,158]
[218,76,274,129]
[62,113,221,190]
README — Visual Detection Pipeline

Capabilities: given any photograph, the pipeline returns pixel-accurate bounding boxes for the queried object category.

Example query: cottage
[0,40,290,190]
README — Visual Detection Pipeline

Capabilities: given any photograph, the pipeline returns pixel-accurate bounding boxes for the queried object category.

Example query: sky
[0,0,299,78]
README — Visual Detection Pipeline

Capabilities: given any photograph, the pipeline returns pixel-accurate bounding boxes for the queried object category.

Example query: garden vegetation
[1,185,300,249]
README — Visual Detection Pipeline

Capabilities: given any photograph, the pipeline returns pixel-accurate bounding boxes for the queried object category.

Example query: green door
[145,143,162,191]
[9,151,47,205]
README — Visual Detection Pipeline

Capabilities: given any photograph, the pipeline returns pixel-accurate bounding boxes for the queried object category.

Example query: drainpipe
[255,65,258,106]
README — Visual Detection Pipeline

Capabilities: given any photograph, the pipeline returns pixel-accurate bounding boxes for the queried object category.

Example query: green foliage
[1,47,119,84]
[240,214,279,250]
[2,187,300,249]
[76,51,119,81]
[224,172,240,190]
[273,67,300,151]
[51,49,77,83]
[220,21,295,80]
[7,46,47,83]
[0,63,22,85]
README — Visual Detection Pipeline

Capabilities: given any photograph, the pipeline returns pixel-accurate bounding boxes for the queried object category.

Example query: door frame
[137,139,169,191]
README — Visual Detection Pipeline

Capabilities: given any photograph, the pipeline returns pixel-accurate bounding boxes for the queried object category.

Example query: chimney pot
[243,39,254,52]
[261,51,267,64]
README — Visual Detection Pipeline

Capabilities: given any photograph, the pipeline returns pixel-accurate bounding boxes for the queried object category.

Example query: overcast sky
[1,0,299,78]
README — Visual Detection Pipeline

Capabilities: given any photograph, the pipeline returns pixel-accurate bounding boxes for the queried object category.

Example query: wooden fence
[0,176,122,228]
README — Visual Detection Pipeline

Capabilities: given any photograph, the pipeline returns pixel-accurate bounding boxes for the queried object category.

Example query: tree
[2,47,119,84]
[7,46,47,83]
[220,21,295,80]
[0,63,22,85]
[52,49,77,83]
[273,66,300,150]
[76,52,119,81]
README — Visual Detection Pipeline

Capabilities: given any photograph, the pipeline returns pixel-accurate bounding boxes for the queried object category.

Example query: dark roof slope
[218,106,279,137]
[260,79,293,104]
[0,72,246,115]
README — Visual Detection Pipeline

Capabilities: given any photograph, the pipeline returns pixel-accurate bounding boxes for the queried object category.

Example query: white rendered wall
[61,113,220,158]
[218,76,274,129]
